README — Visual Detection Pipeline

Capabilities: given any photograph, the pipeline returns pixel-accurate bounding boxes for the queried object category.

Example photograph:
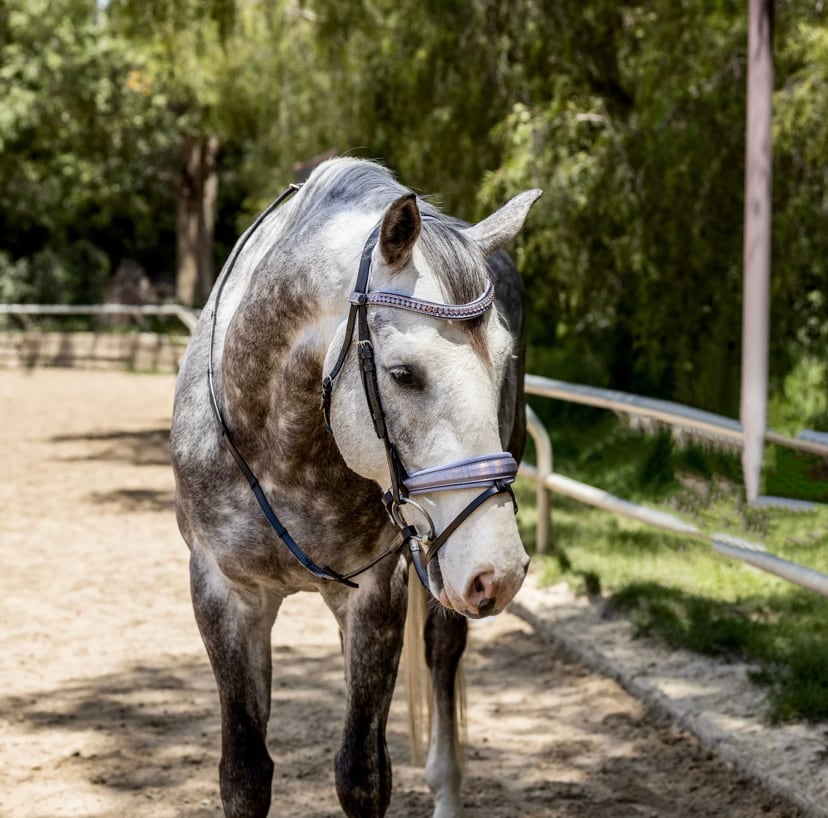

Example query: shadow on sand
[51,428,171,468]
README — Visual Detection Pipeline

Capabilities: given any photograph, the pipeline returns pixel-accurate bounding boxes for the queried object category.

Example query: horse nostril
[467,570,499,617]
[469,570,495,601]
[477,596,496,617]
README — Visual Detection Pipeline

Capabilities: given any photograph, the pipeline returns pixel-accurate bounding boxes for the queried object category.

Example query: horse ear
[379,193,421,268]
[463,189,542,256]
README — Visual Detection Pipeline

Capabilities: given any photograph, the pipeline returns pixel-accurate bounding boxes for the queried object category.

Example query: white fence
[521,375,828,598]
[0,304,199,373]
[0,303,200,332]
[525,375,828,459]
[2,303,827,597]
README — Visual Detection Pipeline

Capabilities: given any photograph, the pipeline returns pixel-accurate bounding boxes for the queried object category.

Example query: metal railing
[521,374,828,598]
[0,303,200,333]
[525,374,828,458]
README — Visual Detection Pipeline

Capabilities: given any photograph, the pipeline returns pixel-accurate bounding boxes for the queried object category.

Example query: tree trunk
[197,135,221,302]
[176,134,220,307]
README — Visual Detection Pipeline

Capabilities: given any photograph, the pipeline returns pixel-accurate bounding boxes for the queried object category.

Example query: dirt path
[0,369,803,818]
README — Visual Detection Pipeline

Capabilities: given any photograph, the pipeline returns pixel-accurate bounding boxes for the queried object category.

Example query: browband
[348,280,495,320]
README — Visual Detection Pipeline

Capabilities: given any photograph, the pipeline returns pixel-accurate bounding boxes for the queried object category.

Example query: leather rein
[208,185,518,590]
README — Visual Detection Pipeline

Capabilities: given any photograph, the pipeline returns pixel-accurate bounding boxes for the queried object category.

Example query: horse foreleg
[424,608,468,818]
[190,546,281,818]
[322,558,408,818]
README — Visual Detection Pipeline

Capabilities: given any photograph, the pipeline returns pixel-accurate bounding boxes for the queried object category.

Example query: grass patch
[608,582,763,657]
[607,582,828,723]
[516,411,828,723]
[764,445,828,503]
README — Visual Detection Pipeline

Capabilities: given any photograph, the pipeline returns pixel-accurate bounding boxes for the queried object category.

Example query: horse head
[325,187,541,618]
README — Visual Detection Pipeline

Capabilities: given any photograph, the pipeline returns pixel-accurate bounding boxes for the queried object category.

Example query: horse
[170,157,541,818]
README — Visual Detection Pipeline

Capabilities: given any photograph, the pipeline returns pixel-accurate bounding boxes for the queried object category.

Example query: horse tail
[456,651,468,769]
[404,568,431,766]
[403,571,467,769]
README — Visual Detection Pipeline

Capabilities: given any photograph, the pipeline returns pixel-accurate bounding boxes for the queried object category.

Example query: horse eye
[389,366,421,389]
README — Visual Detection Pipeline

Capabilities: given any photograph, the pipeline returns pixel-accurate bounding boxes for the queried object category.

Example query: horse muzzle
[384,451,528,616]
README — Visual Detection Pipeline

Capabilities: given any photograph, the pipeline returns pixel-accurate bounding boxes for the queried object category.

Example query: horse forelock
[416,218,491,358]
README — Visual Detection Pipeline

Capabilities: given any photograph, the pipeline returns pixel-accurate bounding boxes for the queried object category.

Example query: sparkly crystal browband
[348,280,495,320]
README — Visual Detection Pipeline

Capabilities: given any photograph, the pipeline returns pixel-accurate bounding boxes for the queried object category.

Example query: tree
[104,0,341,305]
[0,0,179,303]
[105,0,226,306]
[478,1,752,412]
[1,0,825,426]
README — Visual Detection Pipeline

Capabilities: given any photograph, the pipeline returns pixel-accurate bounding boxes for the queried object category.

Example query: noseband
[208,185,518,590]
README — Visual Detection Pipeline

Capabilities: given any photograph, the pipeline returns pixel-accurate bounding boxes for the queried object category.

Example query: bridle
[208,184,518,590]
[320,213,519,587]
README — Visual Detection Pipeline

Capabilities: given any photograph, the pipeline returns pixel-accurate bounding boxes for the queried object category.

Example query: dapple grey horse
[170,158,540,817]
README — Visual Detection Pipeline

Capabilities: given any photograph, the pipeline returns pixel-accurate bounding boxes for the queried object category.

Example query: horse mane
[283,158,411,233]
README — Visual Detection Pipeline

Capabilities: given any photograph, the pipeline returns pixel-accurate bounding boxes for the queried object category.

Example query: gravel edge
[510,579,828,818]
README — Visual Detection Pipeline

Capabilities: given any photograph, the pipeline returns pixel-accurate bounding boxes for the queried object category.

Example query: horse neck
[219,212,377,469]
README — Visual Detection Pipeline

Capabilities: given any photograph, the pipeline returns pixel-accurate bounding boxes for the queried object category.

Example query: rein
[208,184,362,587]
[208,185,518,591]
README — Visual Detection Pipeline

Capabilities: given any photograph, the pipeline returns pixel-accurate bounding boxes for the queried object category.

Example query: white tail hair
[403,570,466,767]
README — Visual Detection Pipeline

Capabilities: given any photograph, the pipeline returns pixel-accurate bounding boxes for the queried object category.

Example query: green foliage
[773,5,828,379]
[763,446,828,503]
[0,0,826,435]
[610,582,763,658]
[0,0,180,294]
[309,0,523,217]
[0,243,109,304]
[769,354,828,435]
[480,1,751,412]
[638,431,677,495]
[476,1,827,420]
[609,583,828,722]
[763,636,828,723]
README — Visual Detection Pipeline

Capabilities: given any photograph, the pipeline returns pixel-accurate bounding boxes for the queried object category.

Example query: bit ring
[389,496,436,544]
